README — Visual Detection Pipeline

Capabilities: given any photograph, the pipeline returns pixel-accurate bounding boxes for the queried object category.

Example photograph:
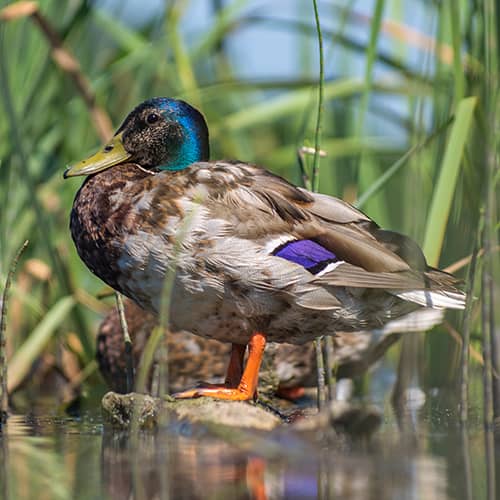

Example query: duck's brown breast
[70,165,183,298]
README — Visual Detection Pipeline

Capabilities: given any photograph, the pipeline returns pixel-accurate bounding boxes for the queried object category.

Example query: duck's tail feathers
[391,289,466,309]
[376,308,445,334]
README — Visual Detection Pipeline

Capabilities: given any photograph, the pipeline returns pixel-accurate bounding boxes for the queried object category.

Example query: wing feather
[189,161,465,309]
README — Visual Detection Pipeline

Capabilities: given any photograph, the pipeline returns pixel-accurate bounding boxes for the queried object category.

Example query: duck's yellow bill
[63,133,131,178]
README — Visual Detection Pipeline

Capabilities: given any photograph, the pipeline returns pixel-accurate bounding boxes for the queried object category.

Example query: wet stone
[101,391,282,431]
[101,392,382,438]
[102,391,160,430]
[291,400,382,437]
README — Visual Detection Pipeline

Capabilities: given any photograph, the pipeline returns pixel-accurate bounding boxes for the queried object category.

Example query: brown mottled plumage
[97,300,230,394]
[66,97,465,401]
[97,300,444,395]
[70,161,463,342]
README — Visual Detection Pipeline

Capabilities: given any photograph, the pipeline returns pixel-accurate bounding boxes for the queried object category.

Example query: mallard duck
[97,299,444,397]
[65,97,465,401]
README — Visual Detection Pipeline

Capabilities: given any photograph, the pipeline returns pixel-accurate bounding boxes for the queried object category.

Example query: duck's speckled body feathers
[97,299,445,394]
[71,159,464,345]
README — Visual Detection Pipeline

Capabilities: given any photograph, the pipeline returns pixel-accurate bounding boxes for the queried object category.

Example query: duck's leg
[224,343,246,386]
[173,332,266,401]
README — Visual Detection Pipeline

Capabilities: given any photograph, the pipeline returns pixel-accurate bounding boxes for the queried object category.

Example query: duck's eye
[146,113,160,125]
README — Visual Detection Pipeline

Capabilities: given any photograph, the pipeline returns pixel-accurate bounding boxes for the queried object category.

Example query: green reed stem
[0,240,28,422]
[481,239,496,500]
[311,0,324,193]
[135,207,198,396]
[324,336,336,401]
[115,292,134,393]
[459,239,479,423]
[483,0,500,423]
[314,338,326,411]
[311,0,329,408]
[449,2,464,103]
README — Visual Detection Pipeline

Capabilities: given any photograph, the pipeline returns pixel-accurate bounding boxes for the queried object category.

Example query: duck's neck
[159,115,210,171]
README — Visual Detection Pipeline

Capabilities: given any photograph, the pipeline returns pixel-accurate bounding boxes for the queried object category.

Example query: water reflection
[100,424,451,500]
[0,404,498,500]
[102,430,272,499]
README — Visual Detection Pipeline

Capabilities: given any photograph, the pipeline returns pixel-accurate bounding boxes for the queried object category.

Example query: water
[1,388,498,500]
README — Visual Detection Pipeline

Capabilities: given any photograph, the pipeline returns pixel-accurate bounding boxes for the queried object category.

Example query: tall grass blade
[166,3,201,108]
[459,239,480,423]
[192,0,247,60]
[217,78,428,135]
[357,0,385,138]
[483,0,500,427]
[481,4,499,495]
[356,0,386,223]
[0,240,28,420]
[355,118,452,209]
[481,246,496,500]
[311,0,324,192]
[422,96,477,266]
[92,8,147,52]
[7,296,75,393]
[449,2,464,102]
[219,78,362,133]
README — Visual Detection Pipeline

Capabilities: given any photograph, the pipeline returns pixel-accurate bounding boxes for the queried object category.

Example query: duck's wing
[188,161,465,309]
[303,190,465,308]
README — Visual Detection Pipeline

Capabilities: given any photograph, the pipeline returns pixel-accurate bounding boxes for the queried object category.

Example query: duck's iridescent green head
[64,98,210,178]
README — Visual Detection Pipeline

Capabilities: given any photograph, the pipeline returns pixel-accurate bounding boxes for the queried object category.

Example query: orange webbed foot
[173,333,266,402]
[173,384,256,401]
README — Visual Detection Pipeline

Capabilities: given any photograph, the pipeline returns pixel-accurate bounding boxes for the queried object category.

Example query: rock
[101,391,381,437]
[329,400,382,436]
[163,398,282,431]
[291,400,381,437]
[102,391,160,430]
[101,391,282,431]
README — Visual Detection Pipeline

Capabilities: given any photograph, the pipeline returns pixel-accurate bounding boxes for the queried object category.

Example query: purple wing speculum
[273,239,339,274]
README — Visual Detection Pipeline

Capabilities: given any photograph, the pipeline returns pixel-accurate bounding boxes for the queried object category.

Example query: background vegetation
[0,0,498,430]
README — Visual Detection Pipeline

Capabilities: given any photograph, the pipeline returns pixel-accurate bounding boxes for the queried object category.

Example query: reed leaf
[216,77,430,135]
[7,296,75,392]
[423,96,477,266]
